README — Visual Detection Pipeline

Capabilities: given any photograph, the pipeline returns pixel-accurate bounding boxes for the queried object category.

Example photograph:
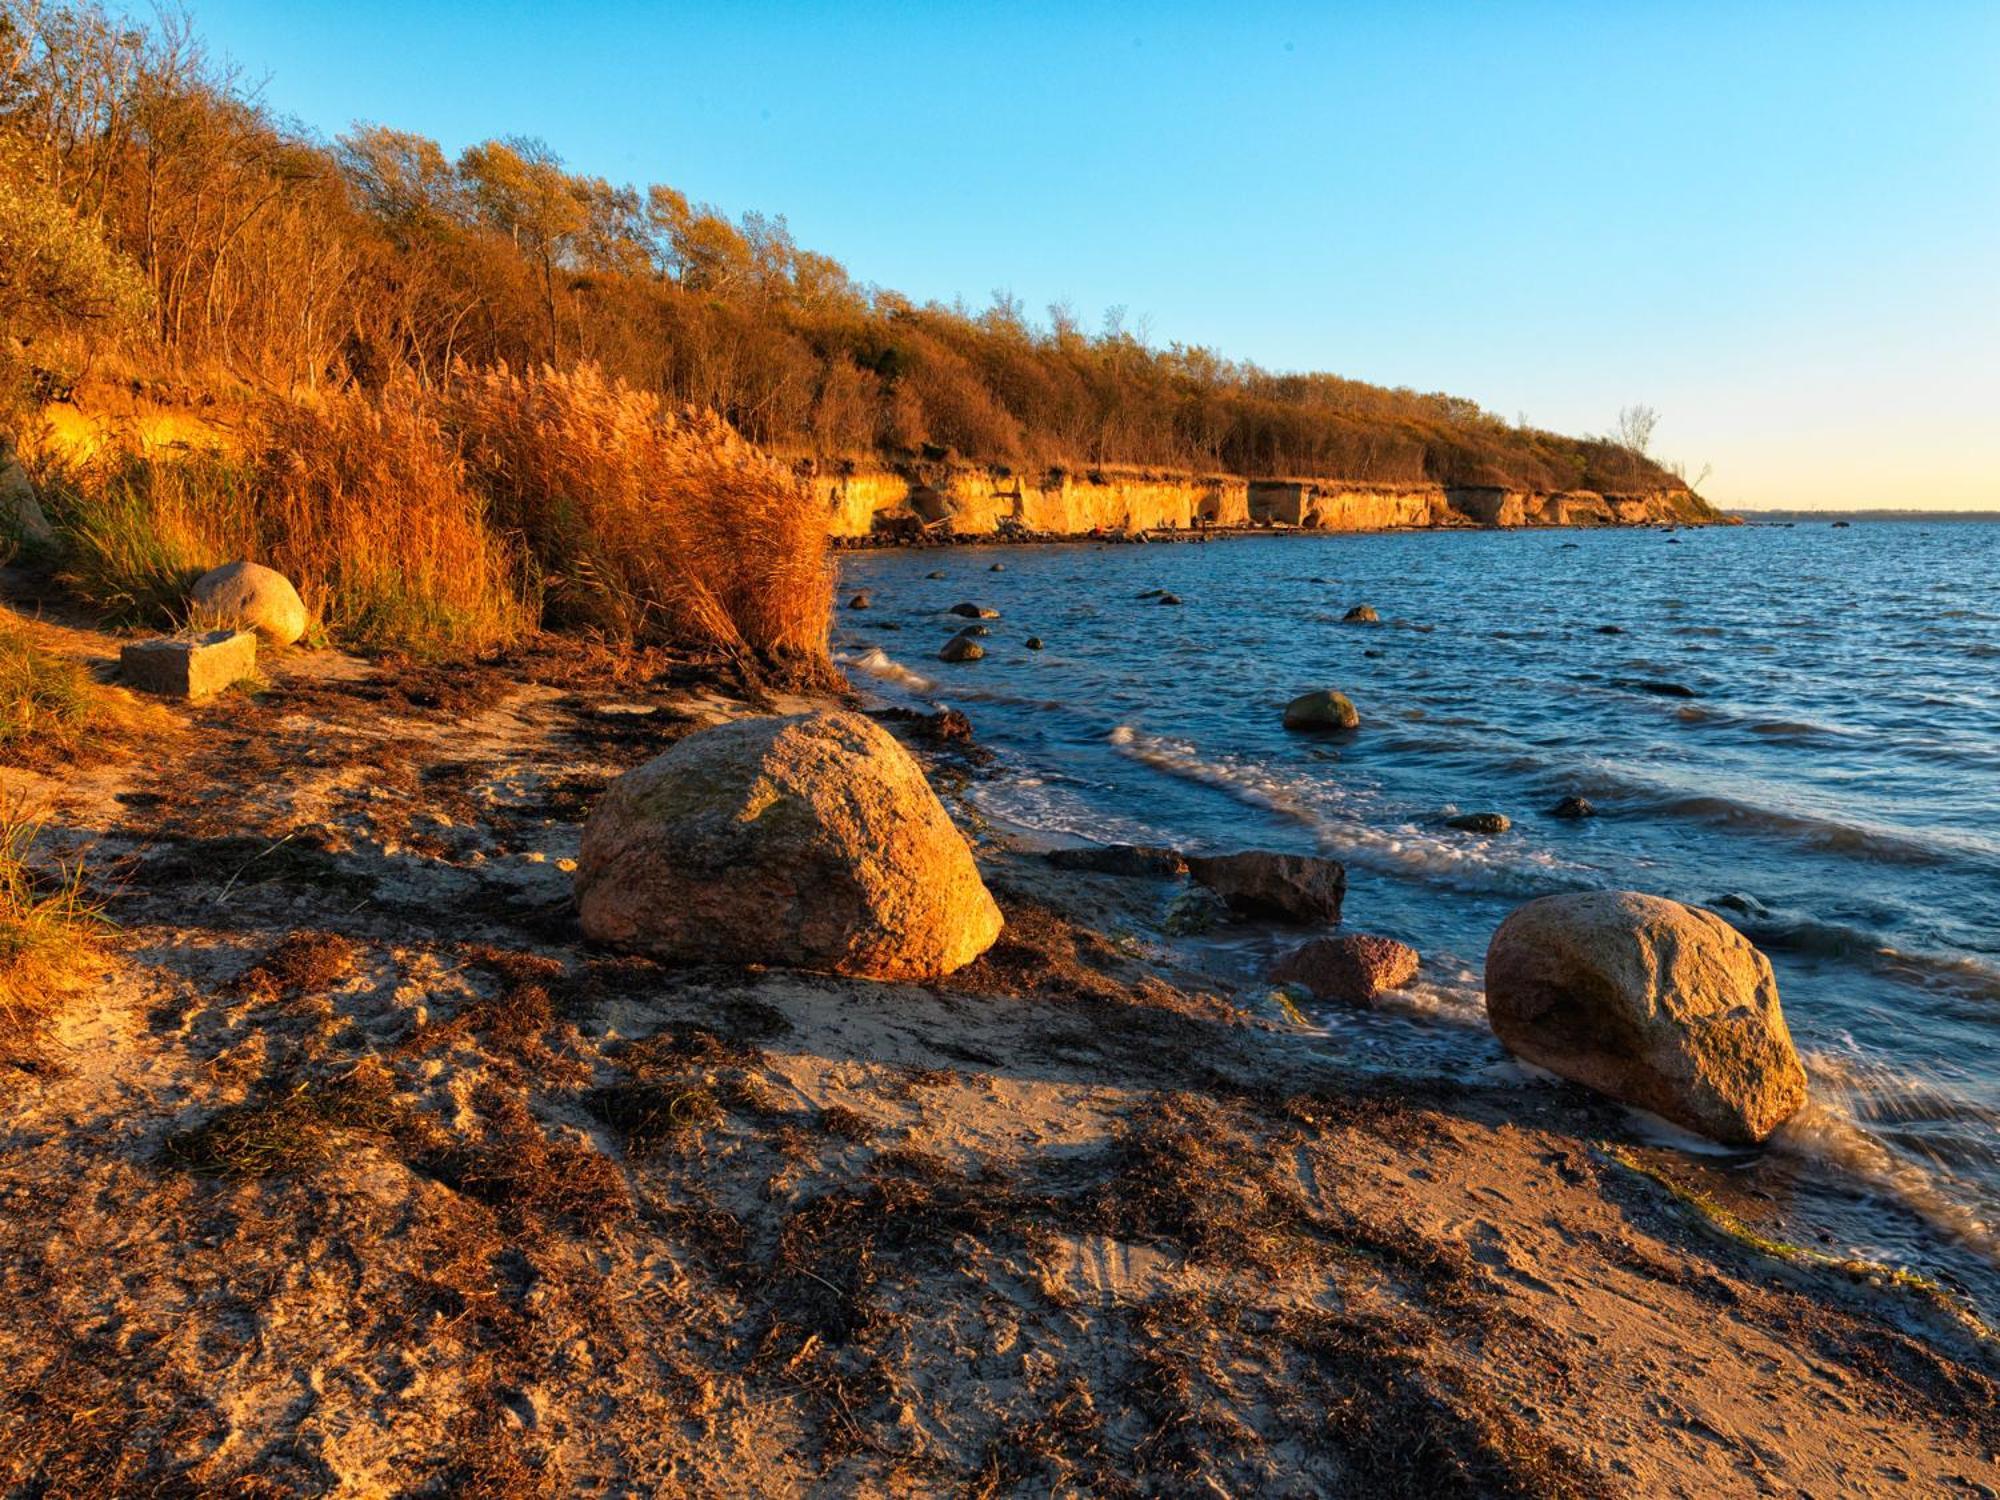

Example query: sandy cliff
[813,463,1723,539]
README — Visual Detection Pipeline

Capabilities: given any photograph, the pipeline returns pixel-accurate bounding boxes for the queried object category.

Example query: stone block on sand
[120,630,257,699]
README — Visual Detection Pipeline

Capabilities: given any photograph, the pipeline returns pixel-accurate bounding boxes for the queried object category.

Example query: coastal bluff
[809,460,1725,540]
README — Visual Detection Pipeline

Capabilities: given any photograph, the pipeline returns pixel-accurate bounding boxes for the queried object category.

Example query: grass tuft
[0,800,102,1067]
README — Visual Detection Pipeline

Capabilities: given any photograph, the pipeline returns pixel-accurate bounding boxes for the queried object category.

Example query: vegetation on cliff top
[0,0,1681,497]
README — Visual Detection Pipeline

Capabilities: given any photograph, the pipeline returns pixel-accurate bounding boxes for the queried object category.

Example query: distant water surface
[837,523,2000,1294]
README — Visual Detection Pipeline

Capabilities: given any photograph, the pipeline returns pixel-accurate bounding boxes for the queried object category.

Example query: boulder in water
[1273,934,1418,1006]
[1187,851,1346,925]
[949,602,999,620]
[1484,891,1808,1145]
[1550,796,1596,820]
[575,710,1002,980]
[847,592,872,610]
[952,623,990,638]
[190,560,308,646]
[1283,690,1360,733]
[1342,604,1380,624]
[1025,636,1044,650]
[1447,811,1511,834]
[939,636,985,662]
[1158,593,1183,606]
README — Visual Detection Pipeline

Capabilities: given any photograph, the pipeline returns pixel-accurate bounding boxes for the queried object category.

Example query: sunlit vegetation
[0,0,1680,495]
[0,0,1682,668]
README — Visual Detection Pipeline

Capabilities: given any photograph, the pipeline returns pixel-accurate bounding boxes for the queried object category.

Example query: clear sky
[186,0,1997,509]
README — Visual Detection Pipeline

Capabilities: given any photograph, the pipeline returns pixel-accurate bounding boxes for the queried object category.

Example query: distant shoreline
[1729,509,2000,523]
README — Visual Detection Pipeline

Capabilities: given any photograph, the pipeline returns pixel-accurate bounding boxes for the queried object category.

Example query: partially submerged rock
[1550,796,1597,820]
[121,630,258,699]
[1273,934,1418,1006]
[949,602,999,620]
[1044,843,1189,878]
[1025,636,1044,650]
[1187,851,1346,925]
[939,636,984,662]
[575,710,1002,980]
[1282,690,1359,732]
[1447,811,1511,834]
[847,592,872,609]
[1484,891,1808,1145]
[1342,604,1380,624]
[190,560,308,646]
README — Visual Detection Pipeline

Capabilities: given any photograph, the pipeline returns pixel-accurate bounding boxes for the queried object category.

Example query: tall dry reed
[450,364,833,678]
[40,388,530,655]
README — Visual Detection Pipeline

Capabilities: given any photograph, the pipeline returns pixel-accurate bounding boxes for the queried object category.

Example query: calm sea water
[836,523,2000,1285]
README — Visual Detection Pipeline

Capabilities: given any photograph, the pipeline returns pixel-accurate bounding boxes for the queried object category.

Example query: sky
[185,0,1998,509]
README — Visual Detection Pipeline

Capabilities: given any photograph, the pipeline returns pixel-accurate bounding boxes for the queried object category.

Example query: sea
[835,521,2000,1308]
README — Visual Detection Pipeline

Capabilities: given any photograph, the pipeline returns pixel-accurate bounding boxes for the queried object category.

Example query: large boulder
[575,710,1002,980]
[190,560,308,646]
[1484,891,1807,1145]
[1273,934,1418,1006]
[1187,851,1346,924]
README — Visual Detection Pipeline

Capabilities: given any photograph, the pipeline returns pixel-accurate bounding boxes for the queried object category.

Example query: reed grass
[451,364,834,678]
[33,368,835,677]
[0,800,101,1059]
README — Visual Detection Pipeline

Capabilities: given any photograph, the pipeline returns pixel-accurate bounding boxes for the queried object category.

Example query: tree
[1615,403,1659,455]
[0,160,148,332]
[458,137,589,361]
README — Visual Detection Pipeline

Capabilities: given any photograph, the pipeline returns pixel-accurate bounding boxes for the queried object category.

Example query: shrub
[451,363,833,679]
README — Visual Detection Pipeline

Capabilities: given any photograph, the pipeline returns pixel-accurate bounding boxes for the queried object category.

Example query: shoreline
[1,598,1994,1492]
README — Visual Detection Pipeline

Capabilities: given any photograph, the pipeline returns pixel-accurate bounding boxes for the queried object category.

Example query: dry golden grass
[244,388,534,654]
[34,368,836,677]
[451,364,834,678]
[0,800,101,1067]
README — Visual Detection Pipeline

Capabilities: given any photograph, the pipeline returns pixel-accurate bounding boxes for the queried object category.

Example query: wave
[1105,724,1589,899]
[840,645,936,696]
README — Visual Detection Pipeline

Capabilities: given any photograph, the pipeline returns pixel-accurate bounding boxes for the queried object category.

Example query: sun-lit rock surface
[576,709,1003,979]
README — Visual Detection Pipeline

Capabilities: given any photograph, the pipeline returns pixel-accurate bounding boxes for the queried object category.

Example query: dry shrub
[450,363,833,679]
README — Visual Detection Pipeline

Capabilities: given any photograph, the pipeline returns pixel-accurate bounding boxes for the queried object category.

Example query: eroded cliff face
[815,464,1723,539]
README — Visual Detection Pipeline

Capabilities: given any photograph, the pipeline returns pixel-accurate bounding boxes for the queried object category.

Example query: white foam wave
[1105,724,1590,900]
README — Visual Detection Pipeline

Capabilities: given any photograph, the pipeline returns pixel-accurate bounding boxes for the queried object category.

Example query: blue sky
[189,0,1996,508]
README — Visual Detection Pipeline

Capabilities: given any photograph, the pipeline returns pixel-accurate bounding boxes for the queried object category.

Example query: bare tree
[1615,403,1659,455]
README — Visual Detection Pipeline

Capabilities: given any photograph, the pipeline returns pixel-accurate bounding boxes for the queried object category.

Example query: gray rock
[121,630,258,699]
[1283,690,1360,733]
[1044,843,1189,878]
[1187,850,1346,925]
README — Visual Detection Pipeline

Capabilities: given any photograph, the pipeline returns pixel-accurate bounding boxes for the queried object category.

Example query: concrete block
[120,630,257,699]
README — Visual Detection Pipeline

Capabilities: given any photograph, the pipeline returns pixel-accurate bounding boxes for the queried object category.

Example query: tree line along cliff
[3,0,1693,502]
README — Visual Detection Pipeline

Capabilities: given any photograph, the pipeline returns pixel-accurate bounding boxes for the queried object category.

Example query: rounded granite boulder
[575,710,1003,981]
[1484,891,1808,1145]
[190,560,308,646]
